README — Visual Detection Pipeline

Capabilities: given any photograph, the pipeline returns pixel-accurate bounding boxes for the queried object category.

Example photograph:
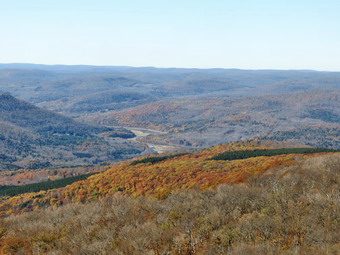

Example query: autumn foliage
[1,141,338,217]
[0,153,339,254]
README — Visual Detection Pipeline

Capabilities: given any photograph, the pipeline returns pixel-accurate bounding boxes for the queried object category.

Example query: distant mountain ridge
[0,64,339,154]
[0,65,339,116]
[0,64,339,254]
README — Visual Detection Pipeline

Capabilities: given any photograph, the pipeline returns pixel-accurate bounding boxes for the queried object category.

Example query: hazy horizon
[1,0,340,71]
[1,62,339,73]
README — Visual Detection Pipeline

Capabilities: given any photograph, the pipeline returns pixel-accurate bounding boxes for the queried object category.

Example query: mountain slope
[1,140,338,216]
[1,141,339,254]
[1,66,340,116]
[0,94,146,170]
[1,152,339,254]
[86,89,340,149]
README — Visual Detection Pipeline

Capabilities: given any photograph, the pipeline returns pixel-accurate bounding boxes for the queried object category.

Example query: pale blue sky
[1,0,339,70]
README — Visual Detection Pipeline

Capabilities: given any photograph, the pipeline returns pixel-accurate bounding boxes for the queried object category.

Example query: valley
[2,65,338,155]
[0,93,149,171]
[2,1,340,253]
[121,126,187,153]
[87,89,340,150]
[0,65,339,254]
[0,65,339,185]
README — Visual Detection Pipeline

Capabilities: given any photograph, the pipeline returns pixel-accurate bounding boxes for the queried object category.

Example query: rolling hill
[0,141,339,254]
[1,65,340,117]
[0,65,339,254]
[0,94,147,171]
[1,140,338,216]
[1,65,339,153]
[86,89,340,149]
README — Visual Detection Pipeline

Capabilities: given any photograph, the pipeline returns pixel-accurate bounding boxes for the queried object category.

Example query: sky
[1,0,340,70]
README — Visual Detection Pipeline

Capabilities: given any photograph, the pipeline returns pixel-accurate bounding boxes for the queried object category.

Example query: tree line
[130,153,188,165]
[0,173,97,197]
[209,147,339,161]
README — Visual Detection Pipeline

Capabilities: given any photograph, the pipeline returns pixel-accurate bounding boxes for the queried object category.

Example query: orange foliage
[0,141,337,217]
[0,164,115,186]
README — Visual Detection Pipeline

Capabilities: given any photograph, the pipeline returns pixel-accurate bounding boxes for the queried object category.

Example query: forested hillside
[0,141,339,254]
[87,89,340,149]
[1,140,338,216]
[1,66,339,115]
[0,94,147,171]
[1,1,340,252]
[0,163,116,186]
[1,66,339,154]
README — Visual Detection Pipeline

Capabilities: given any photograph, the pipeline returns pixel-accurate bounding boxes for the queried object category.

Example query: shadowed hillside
[0,94,147,171]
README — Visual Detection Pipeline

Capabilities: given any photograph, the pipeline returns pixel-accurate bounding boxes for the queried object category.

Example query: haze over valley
[1,65,339,157]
